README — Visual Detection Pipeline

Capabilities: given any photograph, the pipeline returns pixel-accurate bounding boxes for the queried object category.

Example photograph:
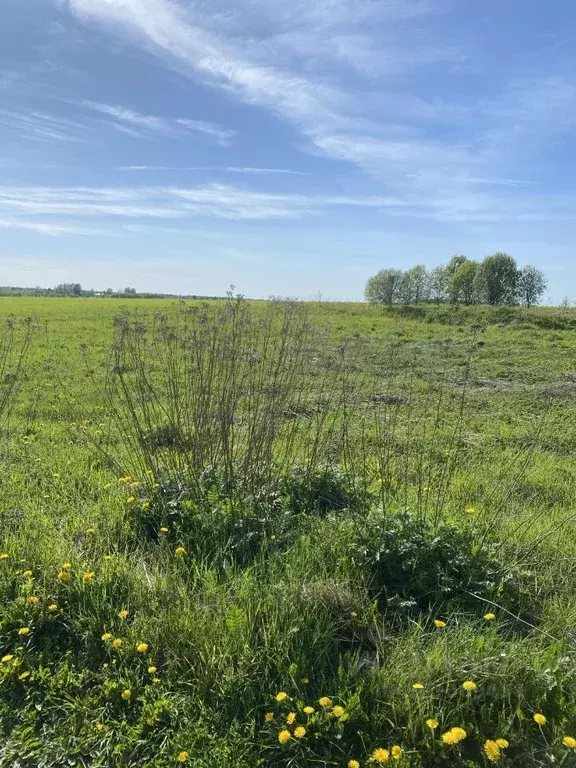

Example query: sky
[1,0,575,300]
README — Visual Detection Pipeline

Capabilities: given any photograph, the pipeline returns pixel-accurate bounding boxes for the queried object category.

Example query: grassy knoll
[1,297,576,767]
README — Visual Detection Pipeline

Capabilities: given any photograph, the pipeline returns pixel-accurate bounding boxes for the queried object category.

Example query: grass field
[1,296,576,767]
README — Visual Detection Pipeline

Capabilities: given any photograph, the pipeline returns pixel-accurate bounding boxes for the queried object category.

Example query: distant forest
[0,283,222,300]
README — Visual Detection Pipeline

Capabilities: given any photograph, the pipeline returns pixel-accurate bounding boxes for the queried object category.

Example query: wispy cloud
[118,165,309,175]
[80,101,236,144]
[0,108,92,143]
[0,217,112,236]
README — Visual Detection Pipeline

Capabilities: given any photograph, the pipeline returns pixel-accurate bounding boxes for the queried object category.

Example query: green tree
[477,253,519,305]
[448,259,479,305]
[518,264,547,307]
[365,269,403,304]
[428,265,448,303]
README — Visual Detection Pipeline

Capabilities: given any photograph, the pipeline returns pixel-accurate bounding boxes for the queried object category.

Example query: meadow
[1,296,576,767]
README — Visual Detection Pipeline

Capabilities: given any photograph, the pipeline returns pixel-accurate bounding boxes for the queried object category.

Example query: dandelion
[275,691,288,702]
[332,705,346,718]
[118,610,129,619]
[18,627,31,636]
[294,726,306,739]
[496,739,509,749]
[83,572,95,584]
[112,638,123,649]
[349,762,361,768]
[136,642,149,653]
[58,570,72,582]
[319,696,333,708]
[177,751,189,762]
[23,570,33,578]
[426,718,439,729]
[121,689,131,700]
[534,713,547,726]
[27,596,39,605]
[278,729,291,745]
[48,604,58,612]
[287,712,296,725]
[563,736,576,749]
[484,613,496,621]
[466,507,475,514]
[303,706,315,714]
[153,677,161,684]
[484,740,502,762]
[391,746,403,760]
[101,633,113,642]
[18,671,31,680]
[0,553,8,560]
[148,666,157,674]
[160,527,169,534]
[441,727,467,745]
[126,496,136,505]
[412,683,424,690]
[175,546,186,557]
[2,654,14,664]
[369,748,390,763]
[462,680,477,692]
[434,619,446,628]
[95,723,104,731]
[265,712,274,722]
[62,563,72,570]
[86,528,96,535]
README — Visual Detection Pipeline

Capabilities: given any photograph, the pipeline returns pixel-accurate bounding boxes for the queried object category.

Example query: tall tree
[518,264,547,307]
[448,260,479,305]
[364,269,404,304]
[428,265,448,303]
[477,253,519,305]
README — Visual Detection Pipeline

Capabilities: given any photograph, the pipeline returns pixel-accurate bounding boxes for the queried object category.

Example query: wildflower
[278,729,291,744]
[175,546,186,557]
[2,654,14,664]
[496,739,509,749]
[303,706,315,714]
[332,705,346,718]
[62,563,72,570]
[58,570,72,582]
[160,527,169,534]
[349,762,361,768]
[86,528,96,535]
[48,604,58,612]
[275,691,288,702]
[177,751,189,762]
[319,696,333,708]
[426,718,439,729]
[466,507,475,514]
[534,713,547,726]
[83,572,95,584]
[118,610,129,619]
[563,736,576,749]
[412,683,424,690]
[18,627,31,636]
[112,638,123,649]
[126,496,136,505]
[369,748,390,763]
[391,746,403,760]
[95,723,104,731]
[27,596,39,605]
[23,570,33,578]
[136,642,149,653]
[434,619,446,628]
[121,689,131,700]
[153,677,161,684]
[484,613,496,621]
[462,680,477,692]
[148,665,157,674]
[101,633,113,642]
[441,727,468,745]
[0,553,8,559]
[265,712,274,722]
[484,740,501,762]
[300,677,309,684]
[287,712,296,725]
[294,726,306,739]
[18,671,30,680]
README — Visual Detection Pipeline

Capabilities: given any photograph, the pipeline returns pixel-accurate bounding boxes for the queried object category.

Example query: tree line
[365,253,548,307]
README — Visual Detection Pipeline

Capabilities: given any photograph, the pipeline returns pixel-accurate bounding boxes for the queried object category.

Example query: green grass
[1,297,576,767]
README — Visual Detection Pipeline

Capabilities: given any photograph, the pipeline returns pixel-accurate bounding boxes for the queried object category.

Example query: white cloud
[117,165,308,175]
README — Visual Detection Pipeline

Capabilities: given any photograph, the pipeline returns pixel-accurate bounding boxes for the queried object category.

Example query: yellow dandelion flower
[434,619,446,628]
[369,747,390,764]
[18,627,31,636]
[160,527,169,534]
[426,718,439,729]
[303,706,315,714]
[462,680,477,692]
[391,746,403,760]
[126,496,136,505]
[177,751,189,762]
[62,563,72,570]
[484,613,496,621]
[101,633,113,642]
[484,740,501,762]
[118,610,129,619]
[496,739,509,749]
[265,712,274,722]
[27,596,39,605]
[112,638,123,649]
[58,570,72,582]
[319,696,333,708]
[534,713,547,726]
[349,762,361,768]
[286,712,296,725]
[441,727,467,745]
[23,570,33,578]
[148,665,157,674]
[136,642,149,653]
[86,528,96,535]
[83,572,95,584]
[152,677,161,684]
[18,671,30,680]
[175,546,186,557]
[0,553,9,560]
[412,683,424,690]
[332,705,346,718]
[278,729,291,745]
[121,689,131,700]
[466,507,475,514]
[294,726,306,739]
[95,723,104,731]
[275,691,288,702]
[2,654,14,663]
[48,604,58,612]
[563,736,576,749]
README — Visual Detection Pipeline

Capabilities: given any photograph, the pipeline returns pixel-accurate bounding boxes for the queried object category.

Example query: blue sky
[1,0,575,299]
